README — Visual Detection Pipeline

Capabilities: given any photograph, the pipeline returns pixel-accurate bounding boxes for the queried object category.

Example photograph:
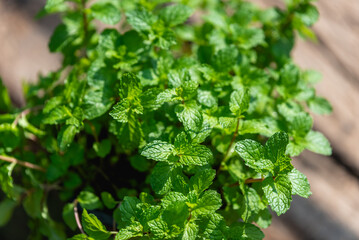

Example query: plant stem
[0,155,46,172]
[228,176,275,187]
[73,199,85,235]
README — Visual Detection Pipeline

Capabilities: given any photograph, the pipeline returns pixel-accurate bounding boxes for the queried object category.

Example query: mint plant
[0,0,332,239]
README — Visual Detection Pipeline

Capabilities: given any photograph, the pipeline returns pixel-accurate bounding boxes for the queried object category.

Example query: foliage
[0,0,332,239]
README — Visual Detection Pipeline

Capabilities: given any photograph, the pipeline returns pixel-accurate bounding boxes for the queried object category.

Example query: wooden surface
[1,0,359,239]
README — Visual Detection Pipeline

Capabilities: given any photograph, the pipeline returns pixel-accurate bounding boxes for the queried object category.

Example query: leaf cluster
[0,0,331,239]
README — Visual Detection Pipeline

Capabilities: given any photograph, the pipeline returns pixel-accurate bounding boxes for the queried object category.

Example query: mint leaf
[175,103,203,132]
[235,139,273,172]
[109,99,131,123]
[305,131,332,155]
[126,10,155,32]
[229,222,264,240]
[288,169,311,198]
[57,125,79,151]
[120,196,141,222]
[229,88,250,116]
[43,105,71,124]
[62,203,76,230]
[0,199,17,227]
[68,234,93,240]
[189,169,216,194]
[148,219,169,239]
[77,191,102,210]
[91,2,121,25]
[93,139,112,158]
[116,221,143,240]
[150,162,177,194]
[309,97,332,115]
[159,4,193,27]
[262,175,292,215]
[290,112,312,137]
[82,209,111,240]
[264,132,289,164]
[198,213,227,240]
[192,190,222,216]
[178,144,213,166]
[101,192,118,209]
[141,141,174,162]
[254,209,272,229]
[181,222,199,240]
[212,46,238,72]
[197,89,218,108]
[239,186,263,221]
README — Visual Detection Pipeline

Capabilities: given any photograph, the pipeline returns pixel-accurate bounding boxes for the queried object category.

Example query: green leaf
[109,99,131,123]
[197,90,217,108]
[159,4,193,27]
[82,209,111,240]
[175,103,203,132]
[0,124,21,149]
[181,222,199,240]
[83,65,117,120]
[229,88,250,116]
[264,132,289,164]
[162,195,189,227]
[212,46,238,72]
[177,144,213,166]
[239,186,263,222]
[48,23,77,52]
[116,221,143,240]
[198,213,227,240]
[57,124,79,151]
[288,169,311,198]
[62,203,77,231]
[120,196,140,222]
[228,222,264,240]
[23,188,43,218]
[192,190,222,216]
[93,139,112,158]
[91,2,121,25]
[42,0,68,15]
[129,155,150,172]
[262,175,292,215]
[68,234,94,240]
[290,112,312,137]
[150,162,176,194]
[0,199,17,227]
[231,25,265,50]
[189,169,216,193]
[101,192,118,209]
[126,10,156,32]
[141,141,174,162]
[148,219,169,239]
[309,97,332,115]
[235,139,273,172]
[294,3,319,27]
[43,105,71,124]
[254,209,272,229]
[305,131,332,155]
[77,191,102,210]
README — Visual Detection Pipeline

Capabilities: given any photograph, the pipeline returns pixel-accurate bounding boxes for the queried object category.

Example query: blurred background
[0,0,359,239]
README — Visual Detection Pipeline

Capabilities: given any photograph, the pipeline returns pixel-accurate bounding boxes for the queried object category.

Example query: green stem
[218,118,240,172]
